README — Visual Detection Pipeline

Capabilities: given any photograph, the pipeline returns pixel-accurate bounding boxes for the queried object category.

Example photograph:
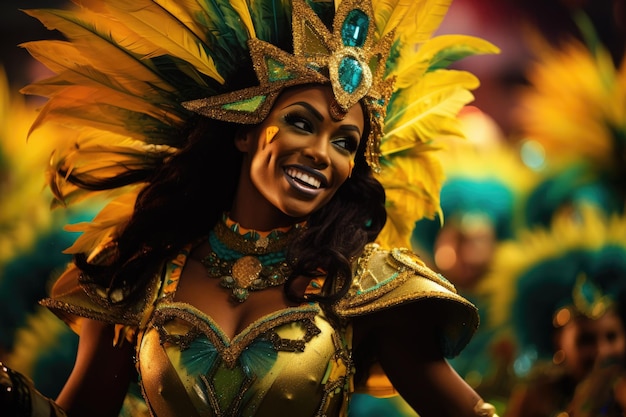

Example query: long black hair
[74,97,387,306]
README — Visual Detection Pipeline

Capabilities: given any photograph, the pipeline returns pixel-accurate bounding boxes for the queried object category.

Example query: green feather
[248,0,292,48]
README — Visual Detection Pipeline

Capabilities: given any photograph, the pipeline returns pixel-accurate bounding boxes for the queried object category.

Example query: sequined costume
[9,0,496,416]
[41,243,477,417]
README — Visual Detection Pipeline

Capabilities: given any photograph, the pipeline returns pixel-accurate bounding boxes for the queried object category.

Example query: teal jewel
[233,287,249,302]
[341,9,369,47]
[580,280,593,304]
[338,57,363,93]
[337,9,369,94]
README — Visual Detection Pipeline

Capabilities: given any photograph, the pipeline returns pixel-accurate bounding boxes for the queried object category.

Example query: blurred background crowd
[1,0,625,416]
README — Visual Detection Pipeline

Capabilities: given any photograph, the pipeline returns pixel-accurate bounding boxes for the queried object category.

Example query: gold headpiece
[182,0,394,171]
[552,273,614,328]
[21,0,498,254]
[571,272,613,320]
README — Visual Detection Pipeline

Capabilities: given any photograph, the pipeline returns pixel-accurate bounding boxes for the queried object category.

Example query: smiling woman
[236,86,364,220]
[0,0,500,416]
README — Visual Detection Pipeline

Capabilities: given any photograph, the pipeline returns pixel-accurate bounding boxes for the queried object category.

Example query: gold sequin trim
[151,303,321,369]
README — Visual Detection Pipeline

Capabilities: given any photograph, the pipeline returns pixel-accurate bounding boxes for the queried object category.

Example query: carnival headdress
[21,0,498,253]
[410,115,537,259]
[515,14,626,209]
[182,0,395,169]
[517,21,626,168]
[478,205,626,366]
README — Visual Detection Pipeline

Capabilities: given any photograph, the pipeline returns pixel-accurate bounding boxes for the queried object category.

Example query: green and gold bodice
[42,243,478,417]
[136,249,352,417]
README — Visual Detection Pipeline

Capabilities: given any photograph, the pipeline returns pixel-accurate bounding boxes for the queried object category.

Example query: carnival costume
[477,205,626,417]
[2,0,500,416]
[411,135,535,403]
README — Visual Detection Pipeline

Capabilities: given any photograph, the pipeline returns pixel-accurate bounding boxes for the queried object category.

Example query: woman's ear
[234,126,254,152]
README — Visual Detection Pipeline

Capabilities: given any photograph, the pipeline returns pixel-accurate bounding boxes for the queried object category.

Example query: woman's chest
[136,301,353,417]
[174,248,310,339]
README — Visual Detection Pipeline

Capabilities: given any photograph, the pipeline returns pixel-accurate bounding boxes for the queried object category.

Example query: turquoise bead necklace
[201,215,304,303]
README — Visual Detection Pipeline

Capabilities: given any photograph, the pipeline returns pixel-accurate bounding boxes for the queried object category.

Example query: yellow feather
[52,131,175,178]
[516,35,625,170]
[26,88,181,143]
[227,0,257,38]
[371,0,417,37]
[22,10,177,95]
[376,144,445,248]
[80,0,224,83]
[34,83,179,125]
[153,0,217,43]
[395,35,500,89]
[403,0,452,43]
[372,0,451,41]
[21,41,173,103]
[63,189,140,254]
[382,70,478,154]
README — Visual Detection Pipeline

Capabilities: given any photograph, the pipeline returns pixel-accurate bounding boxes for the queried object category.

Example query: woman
[1,0,500,416]
[506,299,626,417]
[477,204,626,417]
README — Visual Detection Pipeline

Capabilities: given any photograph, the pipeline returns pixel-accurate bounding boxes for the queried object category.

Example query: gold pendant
[231,256,262,289]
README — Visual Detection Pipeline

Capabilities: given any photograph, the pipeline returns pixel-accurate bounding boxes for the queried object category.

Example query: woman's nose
[303,137,331,167]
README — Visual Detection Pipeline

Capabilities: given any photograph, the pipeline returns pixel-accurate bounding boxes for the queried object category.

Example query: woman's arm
[56,318,136,417]
[354,304,497,417]
[1,318,136,417]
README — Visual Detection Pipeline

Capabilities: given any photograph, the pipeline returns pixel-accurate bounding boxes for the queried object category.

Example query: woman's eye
[284,114,312,132]
[332,137,358,153]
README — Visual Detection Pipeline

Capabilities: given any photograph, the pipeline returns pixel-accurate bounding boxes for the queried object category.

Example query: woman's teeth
[286,167,321,189]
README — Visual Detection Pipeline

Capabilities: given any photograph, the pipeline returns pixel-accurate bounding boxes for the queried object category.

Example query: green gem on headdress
[222,96,267,113]
[342,10,369,47]
[182,0,394,171]
[338,56,364,93]
[337,9,370,94]
[267,58,297,82]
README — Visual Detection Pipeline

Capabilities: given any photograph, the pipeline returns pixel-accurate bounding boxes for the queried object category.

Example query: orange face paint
[265,126,279,144]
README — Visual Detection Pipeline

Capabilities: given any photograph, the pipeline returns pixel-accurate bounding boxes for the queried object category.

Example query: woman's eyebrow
[341,124,361,135]
[283,101,324,121]
[283,101,361,134]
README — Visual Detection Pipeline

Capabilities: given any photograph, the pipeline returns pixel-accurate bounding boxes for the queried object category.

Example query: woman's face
[236,85,364,219]
[433,219,497,291]
[557,309,626,381]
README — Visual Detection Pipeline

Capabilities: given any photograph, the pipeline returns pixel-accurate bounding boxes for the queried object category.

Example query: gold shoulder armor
[39,244,162,340]
[334,243,479,357]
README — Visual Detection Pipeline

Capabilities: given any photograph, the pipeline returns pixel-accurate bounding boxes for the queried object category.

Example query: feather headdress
[514,14,626,204]
[410,110,538,259]
[0,65,103,352]
[477,205,626,367]
[513,15,626,229]
[21,0,499,253]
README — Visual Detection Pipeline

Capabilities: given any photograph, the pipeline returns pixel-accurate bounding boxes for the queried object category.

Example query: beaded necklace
[201,215,304,303]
